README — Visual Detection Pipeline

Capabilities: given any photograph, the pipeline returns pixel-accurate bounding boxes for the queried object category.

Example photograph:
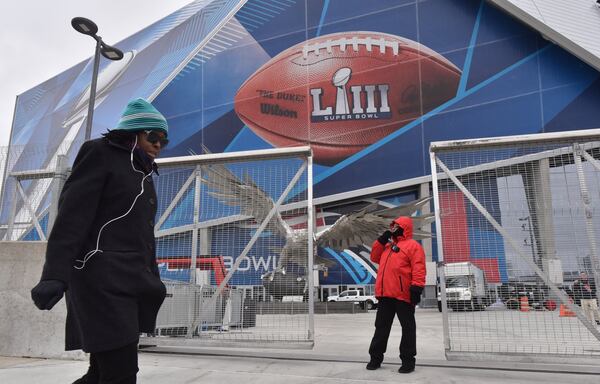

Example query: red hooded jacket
[371,216,426,303]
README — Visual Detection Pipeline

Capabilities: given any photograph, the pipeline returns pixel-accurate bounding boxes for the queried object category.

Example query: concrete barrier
[0,241,84,359]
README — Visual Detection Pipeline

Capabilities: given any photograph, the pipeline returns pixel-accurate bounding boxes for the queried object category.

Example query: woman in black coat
[31,98,169,384]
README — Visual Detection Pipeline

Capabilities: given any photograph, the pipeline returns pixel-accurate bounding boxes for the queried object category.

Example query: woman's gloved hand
[31,280,67,310]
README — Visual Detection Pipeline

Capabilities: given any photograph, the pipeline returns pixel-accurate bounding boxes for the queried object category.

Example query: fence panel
[430,130,600,363]
[142,147,314,348]
[0,141,76,241]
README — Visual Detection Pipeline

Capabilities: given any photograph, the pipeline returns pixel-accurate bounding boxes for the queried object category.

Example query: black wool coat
[41,137,166,353]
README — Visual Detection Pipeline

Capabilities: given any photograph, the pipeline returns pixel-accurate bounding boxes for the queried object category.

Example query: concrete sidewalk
[2,309,600,383]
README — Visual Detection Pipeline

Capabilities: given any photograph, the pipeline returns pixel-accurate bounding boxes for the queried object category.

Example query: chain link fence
[143,146,314,348]
[0,140,81,241]
[430,129,600,363]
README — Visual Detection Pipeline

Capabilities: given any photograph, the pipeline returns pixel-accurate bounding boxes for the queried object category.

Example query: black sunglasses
[144,130,169,147]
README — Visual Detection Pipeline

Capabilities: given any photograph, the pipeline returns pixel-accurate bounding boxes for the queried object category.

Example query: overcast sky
[0,0,192,147]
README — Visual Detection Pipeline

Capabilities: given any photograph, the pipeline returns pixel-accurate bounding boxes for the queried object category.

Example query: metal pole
[5,180,18,241]
[526,216,536,267]
[306,155,315,343]
[573,144,600,306]
[47,154,69,234]
[190,165,202,285]
[85,38,102,141]
[429,150,451,351]
[0,96,20,223]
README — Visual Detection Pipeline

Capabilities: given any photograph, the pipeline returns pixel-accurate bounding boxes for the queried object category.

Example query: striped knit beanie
[115,98,168,136]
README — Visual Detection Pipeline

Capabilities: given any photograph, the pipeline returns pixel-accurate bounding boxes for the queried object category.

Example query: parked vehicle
[327,289,378,310]
[497,282,548,311]
[437,262,487,311]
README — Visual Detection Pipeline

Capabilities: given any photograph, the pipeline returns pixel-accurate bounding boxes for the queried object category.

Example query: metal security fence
[0,141,78,241]
[141,146,314,348]
[430,129,600,363]
[0,143,314,348]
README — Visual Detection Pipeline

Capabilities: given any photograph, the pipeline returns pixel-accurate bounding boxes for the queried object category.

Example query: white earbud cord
[74,136,153,269]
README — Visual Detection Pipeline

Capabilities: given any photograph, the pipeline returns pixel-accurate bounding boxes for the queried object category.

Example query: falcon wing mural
[316,197,434,250]
[200,161,291,239]
[199,159,333,277]
[199,158,434,297]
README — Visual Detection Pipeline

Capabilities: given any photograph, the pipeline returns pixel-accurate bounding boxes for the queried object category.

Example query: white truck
[437,262,487,311]
[327,289,378,310]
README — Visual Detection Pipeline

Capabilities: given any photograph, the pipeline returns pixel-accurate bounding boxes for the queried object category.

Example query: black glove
[409,285,423,306]
[31,280,67,310]
[377,230,392,245]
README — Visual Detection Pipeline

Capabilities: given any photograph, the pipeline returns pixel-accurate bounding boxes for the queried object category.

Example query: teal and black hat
[115,98,168,136]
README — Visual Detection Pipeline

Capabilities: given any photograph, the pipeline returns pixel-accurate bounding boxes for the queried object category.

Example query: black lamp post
[71,17,124,141]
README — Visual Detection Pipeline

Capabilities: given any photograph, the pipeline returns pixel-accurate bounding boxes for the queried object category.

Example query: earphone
[74,135,154,269]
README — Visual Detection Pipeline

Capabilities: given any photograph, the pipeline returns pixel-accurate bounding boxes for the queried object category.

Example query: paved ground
[2,309,600,383]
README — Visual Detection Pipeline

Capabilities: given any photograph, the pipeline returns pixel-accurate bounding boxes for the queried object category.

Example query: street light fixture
[71,17,124,141]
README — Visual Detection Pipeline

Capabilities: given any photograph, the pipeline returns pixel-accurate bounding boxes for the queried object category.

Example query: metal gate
[430,129,600,363]
[141,146,314,349]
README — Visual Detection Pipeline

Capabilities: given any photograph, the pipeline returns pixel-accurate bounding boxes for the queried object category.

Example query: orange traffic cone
[519,296,530,312]
[559,302,576,317]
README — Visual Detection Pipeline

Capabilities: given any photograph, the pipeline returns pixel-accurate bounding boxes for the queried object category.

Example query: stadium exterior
[4,0,600,302]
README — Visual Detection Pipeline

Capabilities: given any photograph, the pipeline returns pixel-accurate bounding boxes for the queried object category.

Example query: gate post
[190,165,202,285]
[6,179,18,241]
[573,143,600,306]
[429,150,451,352]
[48,154,69,234]
[307,154,315,342]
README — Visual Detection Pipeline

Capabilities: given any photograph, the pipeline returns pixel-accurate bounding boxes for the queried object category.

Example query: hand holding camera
[377,230,393,245]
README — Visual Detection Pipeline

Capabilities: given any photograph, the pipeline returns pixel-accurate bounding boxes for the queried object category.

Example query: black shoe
[398,365,415,374]
[366,361,381,370]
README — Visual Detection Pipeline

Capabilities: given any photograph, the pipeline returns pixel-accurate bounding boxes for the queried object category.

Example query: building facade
[4,0,600,297]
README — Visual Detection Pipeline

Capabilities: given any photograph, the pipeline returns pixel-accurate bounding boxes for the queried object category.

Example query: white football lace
[302,36,400,58]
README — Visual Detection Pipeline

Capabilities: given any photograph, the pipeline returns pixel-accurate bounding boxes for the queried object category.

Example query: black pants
[82,342,139,384]
[368,297,416,366]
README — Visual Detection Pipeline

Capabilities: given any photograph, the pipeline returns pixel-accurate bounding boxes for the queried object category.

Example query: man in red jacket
[366,216,426,374]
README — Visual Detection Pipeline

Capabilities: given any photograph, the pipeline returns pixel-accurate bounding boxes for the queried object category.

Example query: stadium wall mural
[6,0,600,287]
